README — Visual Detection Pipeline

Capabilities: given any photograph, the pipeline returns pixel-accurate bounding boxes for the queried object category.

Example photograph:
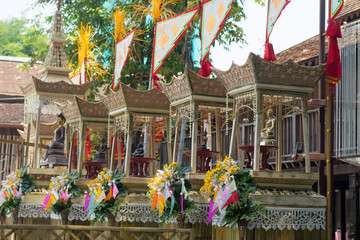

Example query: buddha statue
[132,143,144,157]
[92,137,108,162]
[260,108,277,146]
[40,113,68,167]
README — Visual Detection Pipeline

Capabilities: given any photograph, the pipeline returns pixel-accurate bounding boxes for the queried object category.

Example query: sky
[0,0,326,71]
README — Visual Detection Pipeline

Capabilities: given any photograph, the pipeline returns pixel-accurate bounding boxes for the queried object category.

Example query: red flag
[221,191,238,209]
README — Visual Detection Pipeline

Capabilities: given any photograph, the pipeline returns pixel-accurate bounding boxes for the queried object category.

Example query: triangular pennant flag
[169,193,175,216]
[264,0,290,61]
[228,179,237,193]
[218,186,231,210]
[214,187,223,208]
[221,191,239,210]
[200,0,233,61]
[152,7,199,76]
[97,188,106,203]
[213,188,219,202]
[113,182,119,198]
[158,192,166,216]
[163,185,171,201]
[84,193,91,213]
[87,191,97,211]
[44,194,56,210]
[104,186,113,202]
[112,28,136,90]
[151,191,158,211]
[330,0,344,20]
[265,0,290,42]
[2,191,6,198]
[70,72,81,85]
[0,196,6,208]
[41,193,50,210]
[207,200,218,225]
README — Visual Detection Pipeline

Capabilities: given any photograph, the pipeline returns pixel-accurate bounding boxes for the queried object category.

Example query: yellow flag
[158,194,165,216]
[45,194,56,210]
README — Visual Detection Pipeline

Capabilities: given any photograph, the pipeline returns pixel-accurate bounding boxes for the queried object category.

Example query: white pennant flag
[80,59,86,84]
[152,7,199,76]
[266,0,290,42]
[201,0,233,61]
[113,28,136,90]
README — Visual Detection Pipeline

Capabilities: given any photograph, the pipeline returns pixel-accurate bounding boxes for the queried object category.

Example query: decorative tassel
[325,19,342,90]
[264,42,277,62]
[199,60,213,77]
[152,74,162,91]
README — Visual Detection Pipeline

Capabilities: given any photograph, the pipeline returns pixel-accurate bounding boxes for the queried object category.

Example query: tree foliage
[0,18,47,60]
[33,0,264,94]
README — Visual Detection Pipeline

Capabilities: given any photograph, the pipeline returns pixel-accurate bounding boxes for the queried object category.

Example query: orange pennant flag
[104,186,113,202]
[213,188,219,202]
[151,191,158,211]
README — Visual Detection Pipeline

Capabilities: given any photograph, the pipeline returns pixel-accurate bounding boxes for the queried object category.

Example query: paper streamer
[113,182,119,198]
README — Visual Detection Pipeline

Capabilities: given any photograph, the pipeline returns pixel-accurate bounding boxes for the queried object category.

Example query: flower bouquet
[84,169,126,225]
[0,166,35,222]
[200,157,263,230]
[148,162,196,225]
[42,172,80,224]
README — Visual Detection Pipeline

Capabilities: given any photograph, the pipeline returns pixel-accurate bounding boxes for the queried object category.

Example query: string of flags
[207,178,238,225]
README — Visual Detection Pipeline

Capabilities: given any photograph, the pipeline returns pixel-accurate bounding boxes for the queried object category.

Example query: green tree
[0,18,47,61]
[34,0,264,94]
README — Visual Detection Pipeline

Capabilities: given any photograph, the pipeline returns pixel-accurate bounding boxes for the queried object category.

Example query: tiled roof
[275,35,329,65]
[0,103,24,124]
[0,57,40,96]
[336,0,360,24]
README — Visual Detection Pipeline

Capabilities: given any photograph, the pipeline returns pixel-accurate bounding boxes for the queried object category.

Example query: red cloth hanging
[264,42,277,62]
[198,60,213,77]
[325,19,342,91]
[85,128,91,160]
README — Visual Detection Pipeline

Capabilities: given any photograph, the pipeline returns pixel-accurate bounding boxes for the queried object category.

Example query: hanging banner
[152,7,199,76]
[70,73,81,85]
[200,0,233,61]
[329,0,343,20]
[113,28,136,90]
[265,0,290,42]
[326,0,344,88]
[80,59,86,84]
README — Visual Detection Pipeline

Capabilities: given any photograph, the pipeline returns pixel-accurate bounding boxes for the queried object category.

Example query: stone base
[40,155,68,168]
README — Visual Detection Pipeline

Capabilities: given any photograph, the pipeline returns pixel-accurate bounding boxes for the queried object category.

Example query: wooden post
[25,123,31,166]
[207,113,212,150]
[253,91,262,171]
[229,111,239,158]
[215,109,222,160]
[77,122,85,177]
[166,119,172,164]
[301,97,311,173]
[276,104,283,172]
[33,99,42,168]
[236,122,243,166]
[124,115,132,177]
[172,119,180,163]
[190,103,198,173]
[67,132,73,174]
[110,131,116,171]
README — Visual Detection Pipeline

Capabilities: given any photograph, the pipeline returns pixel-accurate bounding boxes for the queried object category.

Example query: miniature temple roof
[60,97,108,121]
[159,69,227,104]
[212,53,326,96]
[38,8,72,84]
[100,83,170,115]
[20,77,90,96]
